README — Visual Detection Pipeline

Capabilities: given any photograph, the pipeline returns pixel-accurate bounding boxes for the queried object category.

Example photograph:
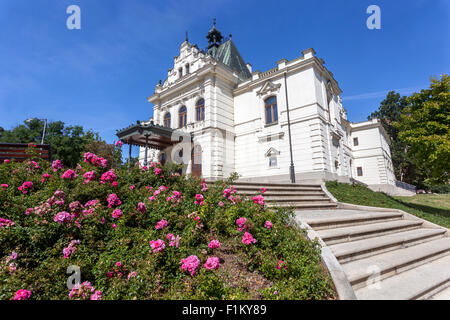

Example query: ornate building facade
[138,21,398,191]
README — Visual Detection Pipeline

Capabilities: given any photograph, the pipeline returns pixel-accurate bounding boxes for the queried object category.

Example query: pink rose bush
[61,169,78,180]
[83,152,107,168]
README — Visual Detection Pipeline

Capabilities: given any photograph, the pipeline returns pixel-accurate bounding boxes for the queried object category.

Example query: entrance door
[191,145,202,177]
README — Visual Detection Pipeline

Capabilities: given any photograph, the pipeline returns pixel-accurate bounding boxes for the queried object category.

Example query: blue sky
[0,0,448,158]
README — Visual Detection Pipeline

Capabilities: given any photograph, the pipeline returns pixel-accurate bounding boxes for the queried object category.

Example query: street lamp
[25,118,48,144]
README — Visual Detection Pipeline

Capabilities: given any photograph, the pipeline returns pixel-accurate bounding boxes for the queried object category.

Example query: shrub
[0,149,334,300]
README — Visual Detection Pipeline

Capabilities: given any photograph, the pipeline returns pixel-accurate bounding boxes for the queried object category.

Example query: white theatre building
[138,22,403,194]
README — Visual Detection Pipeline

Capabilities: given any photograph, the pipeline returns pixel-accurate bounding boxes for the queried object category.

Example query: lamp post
[25,118,47,144]
[284,72,296,183]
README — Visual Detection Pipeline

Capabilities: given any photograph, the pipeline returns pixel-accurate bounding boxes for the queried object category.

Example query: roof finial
[185,31,188,42]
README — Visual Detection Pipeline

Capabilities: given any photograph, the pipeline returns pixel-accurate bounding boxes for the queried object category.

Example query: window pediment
[265,147,280,157]
[256,80,281,97]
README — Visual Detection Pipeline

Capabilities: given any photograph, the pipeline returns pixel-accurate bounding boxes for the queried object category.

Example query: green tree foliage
[394,74,450,185]
[0,119,104,167]
[368,92,425,186]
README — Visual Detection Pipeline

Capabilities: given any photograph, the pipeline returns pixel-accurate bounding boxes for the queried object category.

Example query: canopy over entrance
[116,120,180,166]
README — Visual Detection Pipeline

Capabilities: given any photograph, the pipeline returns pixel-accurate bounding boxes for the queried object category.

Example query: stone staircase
[302,209,450,300]
[231,181,338,210]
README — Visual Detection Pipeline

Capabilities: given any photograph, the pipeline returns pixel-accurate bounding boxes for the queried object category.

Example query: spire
[185,31,188,42]
[206,18,223,50]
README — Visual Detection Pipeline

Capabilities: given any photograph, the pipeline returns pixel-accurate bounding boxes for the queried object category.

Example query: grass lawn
[325,181,450,229]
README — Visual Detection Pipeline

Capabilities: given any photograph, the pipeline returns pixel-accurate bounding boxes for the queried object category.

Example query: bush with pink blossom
[0,153,333,300]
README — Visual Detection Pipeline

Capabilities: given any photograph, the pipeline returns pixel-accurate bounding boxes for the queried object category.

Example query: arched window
[163,112,171,128]
[179,106,187,128]
[195,98,205,122]
[265,96,278,124]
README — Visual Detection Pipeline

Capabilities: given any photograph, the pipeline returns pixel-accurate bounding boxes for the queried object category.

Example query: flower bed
[0,149,334,300]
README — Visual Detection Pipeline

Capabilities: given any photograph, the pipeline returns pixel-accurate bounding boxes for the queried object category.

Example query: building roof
[209,39,252,80]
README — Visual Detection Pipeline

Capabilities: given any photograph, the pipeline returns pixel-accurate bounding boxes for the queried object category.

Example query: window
[163,112,171,128]
[353,137,359,146]
[357,167,363,176]
[265,96,278,124]
[178,67,183,79]
[159,152,166,165]
[269,156,277,167]
[196,98,205,121]
[185,63,190,75]
[179,106,187,128]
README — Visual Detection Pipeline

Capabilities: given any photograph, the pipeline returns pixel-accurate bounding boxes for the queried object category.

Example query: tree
[368,91,423,186]
[0,119,103,167]
[394,74,450,185]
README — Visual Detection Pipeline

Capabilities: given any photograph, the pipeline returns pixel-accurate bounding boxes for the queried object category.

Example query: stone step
[318,220,423,245]
[264,196,332,203]
[234,185,323,192]
[354,254,450,300]
[329,228,447,263]
[342,238,450,290]
[238,191,326,197]
[231,181,321,188]
[427,283,450,300]
[306,211,404,230]
[268,202,338,209]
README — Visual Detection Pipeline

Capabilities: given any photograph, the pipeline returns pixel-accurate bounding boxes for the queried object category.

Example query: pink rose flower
[111,209,123,219]
[13,289,31,300]
[155,219,168,230]
[180,255,200,276]
[264,220,273,229]
[208,240,221,250]
[137,202,146,214]
[242,232,256,245]
[204,257,220,270]
[149,239,165,253]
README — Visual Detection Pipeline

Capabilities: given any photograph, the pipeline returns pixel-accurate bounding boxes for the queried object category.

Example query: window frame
[163,112,171,128]
[195,98,205,122]
[357,166,363,176]
[178,106,187,128]
[353,137,359,146]
[264,96,278,125]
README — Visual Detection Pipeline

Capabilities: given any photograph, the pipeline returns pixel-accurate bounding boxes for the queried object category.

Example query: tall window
[353,137,359,146]
[163,112,171,128]
[265,96,278,124]
[185,63,190,75]
[179,106,187,128]
[196,98,205,121]
[178,67,183,79]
